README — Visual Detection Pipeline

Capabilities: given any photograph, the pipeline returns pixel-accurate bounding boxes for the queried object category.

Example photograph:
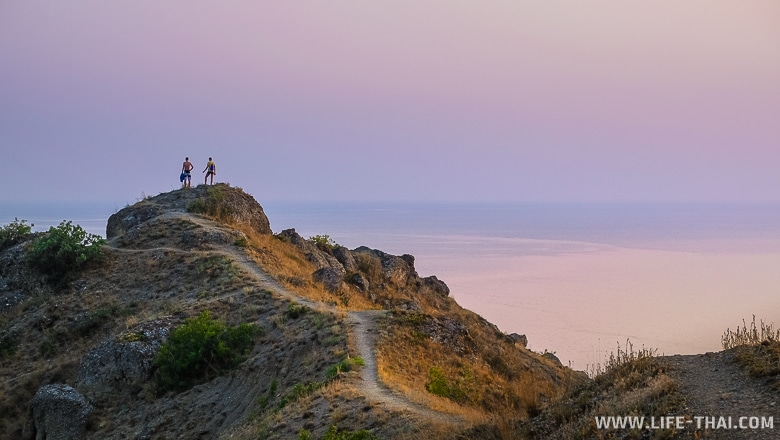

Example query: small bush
[425,366,450,397]
[286,302,309,319]
[26,220,104,284]
[308,234,338,253]
[154,311,256,393]
[0,218,33,250]
[425,366,470,403]
[325,357,365,380]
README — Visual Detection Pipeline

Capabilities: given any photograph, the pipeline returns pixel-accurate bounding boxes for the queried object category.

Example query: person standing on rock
[203,157,216,185]
[181,157,194,188]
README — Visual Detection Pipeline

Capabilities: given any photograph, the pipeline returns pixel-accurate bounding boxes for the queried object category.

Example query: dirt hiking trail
[152,212,465,425]
[666,351,779,439]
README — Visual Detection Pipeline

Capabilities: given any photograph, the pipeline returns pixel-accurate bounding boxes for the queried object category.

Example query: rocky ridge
[0,184,573,439]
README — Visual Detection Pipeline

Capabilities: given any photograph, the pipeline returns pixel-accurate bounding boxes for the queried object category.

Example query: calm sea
[4,201,780,369]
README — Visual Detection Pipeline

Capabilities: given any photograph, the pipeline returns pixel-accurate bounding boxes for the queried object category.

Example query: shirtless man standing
[182,157,194,188]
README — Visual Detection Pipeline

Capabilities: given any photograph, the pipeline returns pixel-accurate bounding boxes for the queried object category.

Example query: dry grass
[521,341,680,440]
[374,305,578,429]
[586,339,659,378]
[724,316,780,390]
[242,231,378,310]
[722,315,780,349]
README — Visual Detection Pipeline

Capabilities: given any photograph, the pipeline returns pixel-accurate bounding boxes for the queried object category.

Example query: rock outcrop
[24,384,93,440]
[278,230,450,304]
[77,319,175,395]
[107,184,271,239]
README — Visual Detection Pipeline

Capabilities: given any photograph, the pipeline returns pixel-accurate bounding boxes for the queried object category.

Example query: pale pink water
[415,238,780,370]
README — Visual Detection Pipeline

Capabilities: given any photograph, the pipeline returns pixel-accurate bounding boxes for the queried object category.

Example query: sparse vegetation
[354,252,382,283]
[154,311,256,393]
[187,184,234,222]
[722,315,780,349]
[326,357,365,380]
[286,302,310,319]
[724,316,780,390]
[278,358,366,410]
[524,340,679,439]
[0,218,33,250]
[376,309,575,425]
[26,220,105,284]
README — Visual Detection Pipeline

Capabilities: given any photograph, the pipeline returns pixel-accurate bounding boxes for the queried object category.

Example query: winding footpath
[140,216,466,426]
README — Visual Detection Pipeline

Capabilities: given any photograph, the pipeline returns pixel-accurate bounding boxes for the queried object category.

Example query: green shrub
[0,218,33,251]
[425,366,450,397]
[308,235,338,253]
[154,311,256,393]
[425,366,470,403]
[26,220,105,284]
[325,357,365,380]
[286,302,309,319]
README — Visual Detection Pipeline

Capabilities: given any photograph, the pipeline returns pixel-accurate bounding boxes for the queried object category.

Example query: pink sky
[1,1,778,203]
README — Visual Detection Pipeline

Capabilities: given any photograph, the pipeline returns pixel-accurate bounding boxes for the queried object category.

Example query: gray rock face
[77,319,174,394]
[332,246,358,273]
[312,267,345,292]
[349,273,370,291]
[423,276,450,296]
[25,384,93,440]
[508,333,528,348]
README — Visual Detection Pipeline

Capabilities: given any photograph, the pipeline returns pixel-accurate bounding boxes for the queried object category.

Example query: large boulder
[353,247,418,287]
[312,267,345,292]
[77,319,174,395]
[24,384,93,440]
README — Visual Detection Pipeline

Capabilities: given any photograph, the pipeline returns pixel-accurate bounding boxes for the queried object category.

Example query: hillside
[1,185,777,440]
